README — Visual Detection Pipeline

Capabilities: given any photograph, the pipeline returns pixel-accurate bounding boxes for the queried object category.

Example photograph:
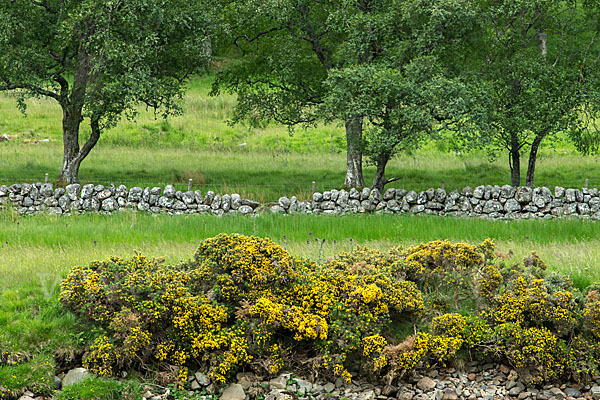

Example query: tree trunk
[509,133,521,187]
[372,153,391,192]
[526,135,544,188]
[344,115,364,188]
[57,44,93,184]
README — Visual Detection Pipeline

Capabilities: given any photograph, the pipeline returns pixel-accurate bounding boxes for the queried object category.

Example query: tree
[323,1,483,191]
[0,0,215,183]
[213,0,388,188]
[466,0,600,187]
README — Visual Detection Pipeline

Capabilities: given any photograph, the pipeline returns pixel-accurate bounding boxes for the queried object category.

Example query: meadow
[2,72,600,398]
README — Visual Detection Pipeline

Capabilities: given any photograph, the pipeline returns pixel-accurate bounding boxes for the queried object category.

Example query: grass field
[2,70,600,397]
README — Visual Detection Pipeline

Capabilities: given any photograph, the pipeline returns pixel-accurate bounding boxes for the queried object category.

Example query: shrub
[60,235,600,387]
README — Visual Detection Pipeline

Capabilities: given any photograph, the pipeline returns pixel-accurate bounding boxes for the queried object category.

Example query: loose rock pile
[2,182,600,219]
[0,183,260,216]
[27,364,600,400]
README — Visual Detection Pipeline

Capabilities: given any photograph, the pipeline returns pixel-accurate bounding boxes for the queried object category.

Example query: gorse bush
[60,234,600,387]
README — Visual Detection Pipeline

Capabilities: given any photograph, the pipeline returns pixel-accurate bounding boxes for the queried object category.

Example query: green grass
[1,211,600,395]
[2,143,600,202]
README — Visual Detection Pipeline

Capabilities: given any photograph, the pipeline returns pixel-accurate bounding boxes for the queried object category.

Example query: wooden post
[188,179,193,192]
[441,181,445,191]
[312,181,316,196]
[44,173,48,184]
[585,179,589,189]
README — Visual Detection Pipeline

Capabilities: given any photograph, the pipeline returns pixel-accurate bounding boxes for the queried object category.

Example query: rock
[241,199,260,208]
[222,194,231,211]
[319,382,333,393]
[40,183,53,197]
[516,187,533,204]
[220,383,245,400]
[504,199,521,212]
[211,194,222,210]
[128,186,143,202]
[473,186,485,199]
[97,188,113,201]
[383,188,396,200]
[508,382,525,396]
[483,200,503,213]
[591,385,600,399]
[82,198,100,211]
[231,193,241,210]
[80,184,95,199]
[295,378,312,395]
[238,205,253,214]
[270,376,288,390]
[270,205,285,213]
[193,372,209,386]
[102,198,117,211]
[442,388,458,400]
[279,196,291,209]
[417,376,437,391]
[164,185,176,198]
[405,190,418,203]
[190,380,201,390]
[563,387,581,398]
[62,367,89,387]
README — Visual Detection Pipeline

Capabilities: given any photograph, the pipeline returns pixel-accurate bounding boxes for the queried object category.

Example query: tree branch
[0,81,60,101]
[32,0,56,14]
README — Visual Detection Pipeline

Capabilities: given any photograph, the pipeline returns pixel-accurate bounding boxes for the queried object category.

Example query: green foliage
[59,234,600,387]
[459,0,600,185]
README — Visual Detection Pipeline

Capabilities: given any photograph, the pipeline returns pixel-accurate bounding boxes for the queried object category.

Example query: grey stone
[220,383,245,400]
[62,367,89,388]
[222,194,231,211]
[417,377,436,391]
[590,197,600,213]
[483,200,503,214]
[322,190,331,201]
[182,191,195,205]
[174,200,187,210]
[190,380,201,390]
[83,198,100,211]
[128,186,142,202]
[65,184,81,200]
[369,188,382,203]
[361,187,371,200]
[195,372,210,386]
[238,205,253,214]
[197,205,211,213]
[500,185,515,198]
[417,191,428,205]
[516,187,533,204]
[164,185,176,198]
[578,203,591,215]
[241,199,260,208]
[270,205,284,213]
[81,184,95,199]
[175,190,183,200]
[97,188,113,201]
[20,183,32,196]
[158,196,173,208]
[102,198,117,211]
[211,194,222,210]
[591,385,600,399]
[411,204,425,213]
[295,378,312,396]
[321,201,335,210]
[269,376,287,390]
[116,185,128,197]
[349,187,360,199]
[323,382,335,393]
[405,190,418,203]
[204,191,215,205]
[58,195,70,210]
[337,190,349,206]
[279,196,291,209]
[313,192,323,202]
[40,183,53,197]
[137,201,150,212]
[473,186,485,199]
[555,186,565,198]
[330,189,339,202]
[383,188,396,200]
[563,387,581,398]
[23,197,34,207]
[565,188,577,203]
[150,186,161,195]
[230,193,241,209]
[434,188,447,202]
[504,199,521,212]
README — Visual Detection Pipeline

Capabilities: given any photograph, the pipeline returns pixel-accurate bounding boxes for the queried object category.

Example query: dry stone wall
[0,183,260,216]
[1,182,600,219]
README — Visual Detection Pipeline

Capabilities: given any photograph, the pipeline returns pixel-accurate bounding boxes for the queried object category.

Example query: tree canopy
[0,0,215,183]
